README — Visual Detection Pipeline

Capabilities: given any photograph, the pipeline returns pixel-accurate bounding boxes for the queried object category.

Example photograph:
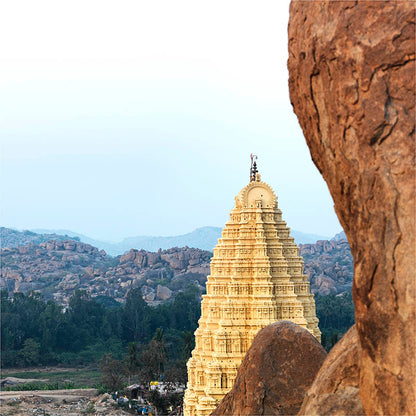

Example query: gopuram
[183,156,321,416]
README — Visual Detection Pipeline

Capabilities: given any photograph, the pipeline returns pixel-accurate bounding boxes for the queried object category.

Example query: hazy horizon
[1,0,343,241]
[25,225,334,244]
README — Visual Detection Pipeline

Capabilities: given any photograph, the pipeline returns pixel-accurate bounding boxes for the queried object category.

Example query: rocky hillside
[299,235,353,295]
[1,228,352,304]
[1,239,211,306]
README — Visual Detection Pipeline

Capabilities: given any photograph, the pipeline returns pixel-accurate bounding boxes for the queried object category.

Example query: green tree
[39,301,64,352]
[124,342,141,384]
[20,338,41,366]
[67,290,105,340]
[315,292,355,351]
[181,331,194,360]
[121,289,150,343]
[167,286,201,332]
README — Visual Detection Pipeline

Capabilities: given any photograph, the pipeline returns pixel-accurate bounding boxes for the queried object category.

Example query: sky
[1,0,343,242]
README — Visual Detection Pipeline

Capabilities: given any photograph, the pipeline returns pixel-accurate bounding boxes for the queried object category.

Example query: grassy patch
[1,368,102,391]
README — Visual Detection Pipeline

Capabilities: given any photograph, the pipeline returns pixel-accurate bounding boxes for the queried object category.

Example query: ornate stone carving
[183,176,321,416]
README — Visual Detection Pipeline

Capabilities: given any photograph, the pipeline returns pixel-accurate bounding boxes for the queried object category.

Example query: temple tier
[183,174,321,415]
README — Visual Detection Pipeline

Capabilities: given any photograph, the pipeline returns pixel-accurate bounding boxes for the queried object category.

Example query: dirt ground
[0,389,132,416]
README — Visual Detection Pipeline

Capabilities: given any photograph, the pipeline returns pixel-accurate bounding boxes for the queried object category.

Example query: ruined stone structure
[183,166,321,415]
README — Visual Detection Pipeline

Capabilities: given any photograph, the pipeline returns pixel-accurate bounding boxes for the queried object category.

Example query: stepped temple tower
[183,158,321,416]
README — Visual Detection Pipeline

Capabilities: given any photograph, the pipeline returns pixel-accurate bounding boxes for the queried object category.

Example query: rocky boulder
[156,285,172,301]
[299,325,364,415]
[312,276,337,296]
[300,237,353,295]
[211,321,326,416]
[288,1,415,414]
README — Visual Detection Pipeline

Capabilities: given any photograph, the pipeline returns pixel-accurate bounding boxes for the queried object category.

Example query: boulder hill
[1,227,352,306]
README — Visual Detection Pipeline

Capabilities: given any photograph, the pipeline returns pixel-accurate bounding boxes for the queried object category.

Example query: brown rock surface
[288,2,415,414]
[211,321,326,416]
[299,325,364,415]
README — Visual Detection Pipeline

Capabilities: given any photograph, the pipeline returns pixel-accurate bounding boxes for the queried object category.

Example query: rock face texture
[300,236,353,295]
[1,227,356,298]
[288,2,415,415]
[299,325,364,416]
[211,321,326,416]
[0,241,210,306]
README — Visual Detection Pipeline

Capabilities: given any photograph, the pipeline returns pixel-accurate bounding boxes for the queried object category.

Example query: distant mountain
[291,230,331,244]
[1,227,81,248]
[331,231,347,241]
[31,228,113,253]
[30,226,331,255]
[117,227,223,253]
[30,227,221,255]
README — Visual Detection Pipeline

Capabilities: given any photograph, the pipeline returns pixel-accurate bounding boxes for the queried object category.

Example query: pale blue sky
[1,0,342,242]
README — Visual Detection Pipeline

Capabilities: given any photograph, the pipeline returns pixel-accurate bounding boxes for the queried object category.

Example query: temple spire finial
[250,153,258,182]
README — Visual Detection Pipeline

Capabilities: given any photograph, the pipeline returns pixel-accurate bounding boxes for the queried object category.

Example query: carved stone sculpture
[183,173,320,415]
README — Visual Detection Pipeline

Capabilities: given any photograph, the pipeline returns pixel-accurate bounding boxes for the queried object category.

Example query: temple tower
[183,161,321,416]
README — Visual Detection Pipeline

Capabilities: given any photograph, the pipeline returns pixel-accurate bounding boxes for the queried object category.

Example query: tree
[9,292,46,349]
[40,301,64,351]
[121,289,150,343]
[164,361,188,386]
[20,338,41,366]
[168,286,201,332]
[124,342,141,384]
[181,331,194,361]
[315,292,355,351]
[67,290,105,340]
[100,354,126,391]
[139,329,168,384]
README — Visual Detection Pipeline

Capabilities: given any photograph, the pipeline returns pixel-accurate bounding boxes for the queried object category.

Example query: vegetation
[1,286,199,373]
[0,368,104,391]
[1,288,354,386]
[2,381,74,391]
[314,292,355,351]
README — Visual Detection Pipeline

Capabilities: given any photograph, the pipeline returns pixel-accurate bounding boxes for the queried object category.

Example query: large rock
[156,284,172,300]
[288,2,415,414]
[299,325,364,415]
[211,321,326,416]
[300,237,354,295]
